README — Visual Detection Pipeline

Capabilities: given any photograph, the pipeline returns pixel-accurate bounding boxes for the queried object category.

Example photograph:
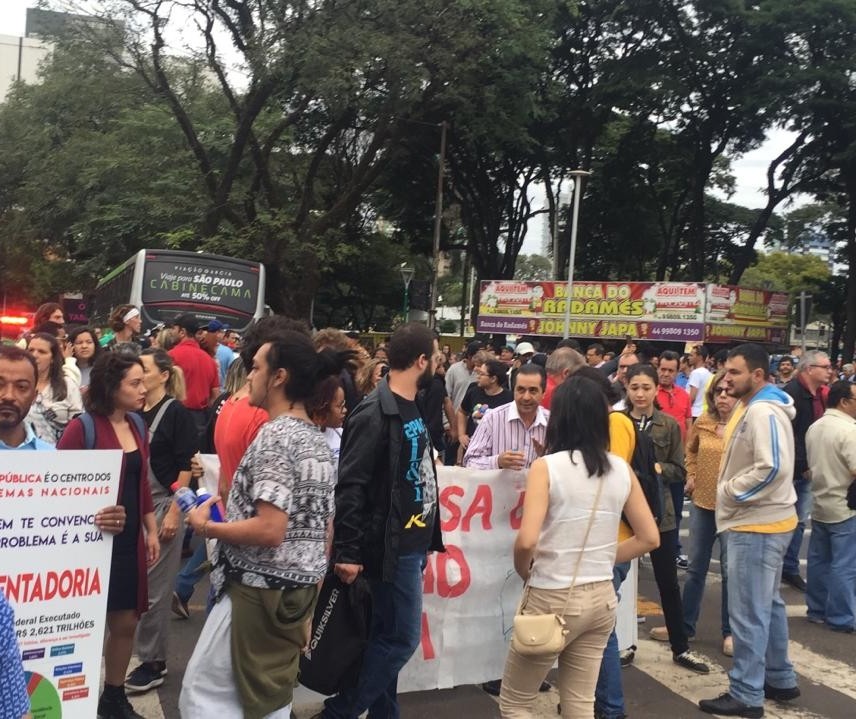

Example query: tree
[514,254,552,281]
[738,252,830,295]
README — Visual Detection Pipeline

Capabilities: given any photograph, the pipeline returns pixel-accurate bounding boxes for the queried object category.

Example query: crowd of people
[1,304,855,719]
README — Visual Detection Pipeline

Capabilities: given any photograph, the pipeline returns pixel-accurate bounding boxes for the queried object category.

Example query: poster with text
[476,280,706,340]
[0,450,122,719]
[704,285,790,344]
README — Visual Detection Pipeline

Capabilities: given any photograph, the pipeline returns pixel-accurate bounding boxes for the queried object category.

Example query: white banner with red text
[0,450,122,719]
[398,466,638,692]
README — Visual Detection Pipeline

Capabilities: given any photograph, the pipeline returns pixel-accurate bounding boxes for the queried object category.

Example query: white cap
[515,342,535,356]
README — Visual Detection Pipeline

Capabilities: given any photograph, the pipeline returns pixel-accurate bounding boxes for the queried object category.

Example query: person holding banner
[58,352,160,719]
[500,376,660,718]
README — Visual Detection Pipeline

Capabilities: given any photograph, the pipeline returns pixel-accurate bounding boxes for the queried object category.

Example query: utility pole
[428,121,448,329]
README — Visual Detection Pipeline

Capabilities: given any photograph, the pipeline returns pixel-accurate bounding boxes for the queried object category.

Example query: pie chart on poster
[25,671,62,719]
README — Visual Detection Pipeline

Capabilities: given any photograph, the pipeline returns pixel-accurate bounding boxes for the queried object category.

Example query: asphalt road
[131,520,856,719]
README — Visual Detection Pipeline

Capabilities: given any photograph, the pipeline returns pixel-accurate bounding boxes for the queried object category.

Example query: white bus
[92,249,266,333]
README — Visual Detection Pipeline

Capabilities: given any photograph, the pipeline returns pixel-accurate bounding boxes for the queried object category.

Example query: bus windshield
[142,254,260,317]
[94,249,266,333]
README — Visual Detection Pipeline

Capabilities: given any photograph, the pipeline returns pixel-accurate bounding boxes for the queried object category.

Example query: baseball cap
[206,319,227,332]
[515,341,535,356]
[465,340,484,357]
[172,313,199,334]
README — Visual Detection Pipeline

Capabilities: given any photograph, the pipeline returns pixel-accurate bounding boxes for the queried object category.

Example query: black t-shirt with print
[394,394,437,554]
[460,384,512,437]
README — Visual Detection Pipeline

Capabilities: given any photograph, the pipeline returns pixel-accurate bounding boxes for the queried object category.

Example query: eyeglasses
[810,364,832,370]
[714,387,729,395]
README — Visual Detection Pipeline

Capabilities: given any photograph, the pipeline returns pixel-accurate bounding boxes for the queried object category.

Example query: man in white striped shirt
[462,363,549,470]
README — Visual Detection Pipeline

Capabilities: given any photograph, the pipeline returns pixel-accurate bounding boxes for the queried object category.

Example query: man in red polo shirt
[657,349,693,568]
[168,313,220,437]
[657,350,693,440]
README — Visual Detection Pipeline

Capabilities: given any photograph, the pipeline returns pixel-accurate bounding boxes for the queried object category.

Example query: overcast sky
[2,0,807,256]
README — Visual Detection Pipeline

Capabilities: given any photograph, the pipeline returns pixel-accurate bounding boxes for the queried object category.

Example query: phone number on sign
[648,325,702,339]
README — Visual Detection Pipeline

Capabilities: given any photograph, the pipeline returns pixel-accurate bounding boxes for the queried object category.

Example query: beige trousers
[500,579,617,719]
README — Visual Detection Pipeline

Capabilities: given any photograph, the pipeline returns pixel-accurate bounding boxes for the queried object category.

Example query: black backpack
[628,420,664,526]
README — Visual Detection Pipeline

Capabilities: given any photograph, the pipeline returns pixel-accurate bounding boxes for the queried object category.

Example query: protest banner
[0,450,122,719]
[398,466,637,692]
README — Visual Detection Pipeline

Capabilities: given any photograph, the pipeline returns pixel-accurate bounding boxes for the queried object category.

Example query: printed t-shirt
[460,384,512,437]
[395,395,437,554]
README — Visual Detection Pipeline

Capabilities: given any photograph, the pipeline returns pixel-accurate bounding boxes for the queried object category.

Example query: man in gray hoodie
[699,343,799,719]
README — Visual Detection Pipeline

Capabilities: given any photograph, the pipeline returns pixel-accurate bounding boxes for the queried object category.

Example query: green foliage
[514,254,552,281]
[739,252,830,295]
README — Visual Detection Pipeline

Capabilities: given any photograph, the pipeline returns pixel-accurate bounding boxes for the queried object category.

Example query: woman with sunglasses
[655,369,736,656]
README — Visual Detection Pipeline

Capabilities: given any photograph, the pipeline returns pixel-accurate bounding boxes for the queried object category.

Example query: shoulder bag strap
[148,397,175,439]
[557,473,605,616]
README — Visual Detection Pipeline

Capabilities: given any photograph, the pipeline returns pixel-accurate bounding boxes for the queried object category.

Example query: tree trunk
[842,171,856,362]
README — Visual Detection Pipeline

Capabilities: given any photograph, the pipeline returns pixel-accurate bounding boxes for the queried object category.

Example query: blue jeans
[323,553,425,719]
[806,516,856,630]
[783,477,812,575]
[725,530,796,706]
[594,562,630,719]
[174,541,207,603]
[682,505,730,638]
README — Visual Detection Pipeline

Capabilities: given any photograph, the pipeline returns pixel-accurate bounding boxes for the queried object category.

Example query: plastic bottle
[196,488,225,523]
[173,486,198,513]
[170,484,225,522]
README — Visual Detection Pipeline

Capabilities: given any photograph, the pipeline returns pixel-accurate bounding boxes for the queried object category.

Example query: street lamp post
[562,169,592,339]
[400,263,415,322]
[428,121,448,329]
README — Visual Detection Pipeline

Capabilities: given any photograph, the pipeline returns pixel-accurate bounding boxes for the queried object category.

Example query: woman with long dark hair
[57,352,160,719]
[180,331,354,718]
[69,325,102,391]
[624,364,711,674]
[500,377,659,718]
[25,332,82,443]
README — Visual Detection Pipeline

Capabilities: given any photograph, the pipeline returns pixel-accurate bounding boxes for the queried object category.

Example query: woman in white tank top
[499,376,660,719]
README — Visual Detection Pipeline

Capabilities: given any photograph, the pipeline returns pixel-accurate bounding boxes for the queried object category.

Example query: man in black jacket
[317,322,444,719]
[782,350,833,591]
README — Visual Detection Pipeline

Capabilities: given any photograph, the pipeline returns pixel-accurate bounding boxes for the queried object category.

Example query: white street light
[563,170,592,339]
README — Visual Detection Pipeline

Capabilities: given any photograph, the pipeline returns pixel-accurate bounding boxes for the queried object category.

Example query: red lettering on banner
[423,554,435,594]
[436,545,471,598]
[509,490,525,530]
[423,545,471,598]
[420,611,435,660]
[461,484,493,531]
[440,485,464,531]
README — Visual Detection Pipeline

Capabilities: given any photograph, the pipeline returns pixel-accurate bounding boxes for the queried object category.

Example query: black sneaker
[171,591,190,619]
[125,662,167,693]
[676,555,689,569]
[782,572,807,592]
[97,694,146,719]
[699,692,763,718]
[673,649,710,674]
[764,683,800,702]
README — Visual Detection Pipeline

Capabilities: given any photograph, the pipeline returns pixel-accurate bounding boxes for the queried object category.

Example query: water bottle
[196,488,225,523]
[170,484,225,522]
[172,486,198,513]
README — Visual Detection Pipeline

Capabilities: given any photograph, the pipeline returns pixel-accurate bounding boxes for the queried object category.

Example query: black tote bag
[299,571,373,696]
